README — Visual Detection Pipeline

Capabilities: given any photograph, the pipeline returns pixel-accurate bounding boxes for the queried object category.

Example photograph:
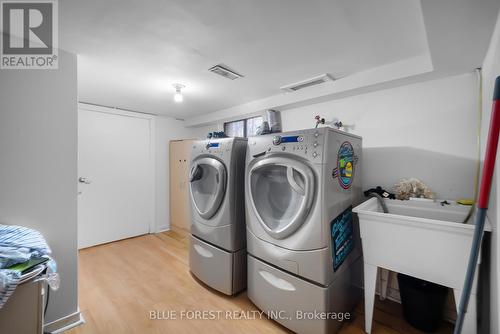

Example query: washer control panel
[250,129,325,161]
[272,135,304,145]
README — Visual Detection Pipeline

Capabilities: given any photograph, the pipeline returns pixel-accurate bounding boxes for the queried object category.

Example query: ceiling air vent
[208,64,244,80]
[280,74,334,92]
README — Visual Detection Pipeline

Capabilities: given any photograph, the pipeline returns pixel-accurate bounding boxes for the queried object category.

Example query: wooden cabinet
[169,139,195,231]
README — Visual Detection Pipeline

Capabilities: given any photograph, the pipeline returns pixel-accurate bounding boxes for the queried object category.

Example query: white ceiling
[60,0,430,119]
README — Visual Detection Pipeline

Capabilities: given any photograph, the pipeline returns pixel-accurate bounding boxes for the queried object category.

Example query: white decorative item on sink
[353,197,491,334]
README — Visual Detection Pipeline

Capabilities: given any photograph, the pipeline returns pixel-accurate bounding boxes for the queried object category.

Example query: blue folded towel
[0,224,52,308]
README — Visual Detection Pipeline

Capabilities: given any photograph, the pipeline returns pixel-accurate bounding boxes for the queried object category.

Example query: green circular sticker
[337,142,354,189]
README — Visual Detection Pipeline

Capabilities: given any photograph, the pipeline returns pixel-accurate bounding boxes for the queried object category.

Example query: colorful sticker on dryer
[337,141,354,189]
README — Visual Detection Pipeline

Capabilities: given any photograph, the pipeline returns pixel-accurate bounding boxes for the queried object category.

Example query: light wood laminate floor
[67,228,453,334]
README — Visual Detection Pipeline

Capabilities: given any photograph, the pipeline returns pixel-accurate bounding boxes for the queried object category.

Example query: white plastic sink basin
[353,197,491,334]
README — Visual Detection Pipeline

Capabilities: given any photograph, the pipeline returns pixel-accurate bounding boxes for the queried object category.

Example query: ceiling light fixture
[172,83,185,103]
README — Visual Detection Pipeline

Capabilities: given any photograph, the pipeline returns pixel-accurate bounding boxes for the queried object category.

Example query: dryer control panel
[191,138,231,159]
[191,137,248,161]
[206,142,221,149]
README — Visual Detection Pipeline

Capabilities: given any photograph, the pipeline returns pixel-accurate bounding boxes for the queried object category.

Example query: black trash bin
[397,273,448,332]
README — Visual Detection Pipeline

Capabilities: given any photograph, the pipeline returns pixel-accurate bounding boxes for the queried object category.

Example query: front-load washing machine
[245,127,363,334]
[188,137,247,295]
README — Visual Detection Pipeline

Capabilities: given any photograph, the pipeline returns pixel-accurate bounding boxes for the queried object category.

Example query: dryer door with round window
[248,156,315,239]
[189,157,227,220]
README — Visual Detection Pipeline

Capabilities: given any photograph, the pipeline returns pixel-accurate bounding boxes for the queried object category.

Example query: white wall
[481,8,500,334]
[0,50,78,323]
[279,72,478,200]
[193,73,478,199]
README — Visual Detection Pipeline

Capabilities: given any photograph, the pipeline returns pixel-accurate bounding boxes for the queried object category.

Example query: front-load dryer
[245,127,363,334]
[188,137,247,295]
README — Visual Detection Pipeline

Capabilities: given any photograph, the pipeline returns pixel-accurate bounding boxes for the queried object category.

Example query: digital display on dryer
[207,143,220,148]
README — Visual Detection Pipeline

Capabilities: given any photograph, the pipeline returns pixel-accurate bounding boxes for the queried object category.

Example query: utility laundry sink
[353,197,491,334]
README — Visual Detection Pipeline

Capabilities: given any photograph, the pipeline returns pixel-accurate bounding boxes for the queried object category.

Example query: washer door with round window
[248,156,315,239]
[189,157,227,221]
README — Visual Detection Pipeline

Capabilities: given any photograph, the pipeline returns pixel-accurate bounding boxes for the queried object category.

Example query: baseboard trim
[44,310,84,333]
[156,224,170,233]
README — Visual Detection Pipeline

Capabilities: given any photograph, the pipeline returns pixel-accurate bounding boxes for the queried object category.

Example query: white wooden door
[78,109,152,249]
